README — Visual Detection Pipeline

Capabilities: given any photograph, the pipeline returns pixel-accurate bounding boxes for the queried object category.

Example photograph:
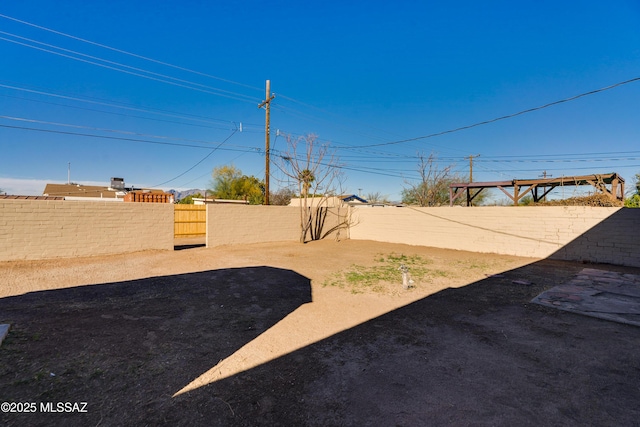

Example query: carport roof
[449,172,625,206]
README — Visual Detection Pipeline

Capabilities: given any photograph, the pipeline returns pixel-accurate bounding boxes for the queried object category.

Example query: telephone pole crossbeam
[258,80,275,205]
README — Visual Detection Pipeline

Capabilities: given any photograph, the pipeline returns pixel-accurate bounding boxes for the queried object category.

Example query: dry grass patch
[323,252,450,295]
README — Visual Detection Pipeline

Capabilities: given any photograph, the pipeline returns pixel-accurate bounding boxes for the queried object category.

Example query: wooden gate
[174,205,206,238]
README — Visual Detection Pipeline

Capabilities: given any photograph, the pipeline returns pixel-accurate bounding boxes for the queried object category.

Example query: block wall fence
[348,206,640,267]
[1,200,638,267]
[205,204,348,246]
[0,200,173,261]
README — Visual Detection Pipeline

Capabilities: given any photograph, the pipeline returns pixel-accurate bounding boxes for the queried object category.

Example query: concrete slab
[532,268,640,327]
[0,324,9,347]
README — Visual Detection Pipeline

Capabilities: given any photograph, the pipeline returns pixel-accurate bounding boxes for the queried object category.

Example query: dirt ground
[1,239,639,426]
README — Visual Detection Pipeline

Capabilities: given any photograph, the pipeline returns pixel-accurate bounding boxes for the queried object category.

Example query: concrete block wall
[3,199,636,267]
[550,207,640,267]
[0,199,174,261]
[206,205,300,246]
[349,206,640,267]
[206,204,348,246]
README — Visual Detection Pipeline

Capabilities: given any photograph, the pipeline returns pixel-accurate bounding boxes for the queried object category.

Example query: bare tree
[270,187,296,206]
[364,191,389,204]
[402,152,486,206]
[276,134,347,242]
[402,152,454,206]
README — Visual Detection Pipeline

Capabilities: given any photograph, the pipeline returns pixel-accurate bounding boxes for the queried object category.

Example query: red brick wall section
[124,192,174,203]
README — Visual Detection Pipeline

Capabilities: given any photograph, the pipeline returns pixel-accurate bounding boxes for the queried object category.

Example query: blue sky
[1,1,639,201]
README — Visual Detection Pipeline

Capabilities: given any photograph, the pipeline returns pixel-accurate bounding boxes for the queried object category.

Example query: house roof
[191,198,249,205]
[288,194,370,207]
[340,194,368,203]
[43,183,122,199]
[0,195,64,200]
[42,183,167,199]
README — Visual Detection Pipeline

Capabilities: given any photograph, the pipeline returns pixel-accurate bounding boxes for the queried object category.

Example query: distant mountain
[168,189,204,202]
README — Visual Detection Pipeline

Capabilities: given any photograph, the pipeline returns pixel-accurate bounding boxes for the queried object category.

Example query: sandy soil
[1,239,639,426]
[0,239,532,298]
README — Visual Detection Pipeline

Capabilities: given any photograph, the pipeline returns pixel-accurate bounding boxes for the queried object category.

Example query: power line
[4,13,637,164]
[0,123,258,153]
[273,129,422,159]
[0,30,260,103]
[0,82,261,129]
[477,157,640,163]
[0,93,243,132]
[354,77,640,148]
[0,14,466,158]
[0,34,261,104]
[1,114,419,181]
[272,100,398,143]
[8,111,640,175]
[7,115,626,185]
[272,103,464,157]
[176,148,254,189]
[2,13,638,186]
[0,13,263,92]
[267,148,417,180]
[0,115,258,150]
[153,129,239,187]
[474,150,640,159]
[474,165,640,173]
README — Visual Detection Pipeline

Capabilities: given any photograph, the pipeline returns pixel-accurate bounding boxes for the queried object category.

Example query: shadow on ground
[174,236,206,251]
[191,259,640,426]
[0,267,311,426]
[174,243,207,251]
[2,260,640,426]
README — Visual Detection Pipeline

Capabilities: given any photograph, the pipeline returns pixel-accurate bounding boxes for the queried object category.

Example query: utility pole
[258,80,275,205]
[466,154,480,182]
[539,170,552,202]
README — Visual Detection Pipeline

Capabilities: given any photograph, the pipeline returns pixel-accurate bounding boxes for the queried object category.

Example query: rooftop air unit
[110,177,125,190]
